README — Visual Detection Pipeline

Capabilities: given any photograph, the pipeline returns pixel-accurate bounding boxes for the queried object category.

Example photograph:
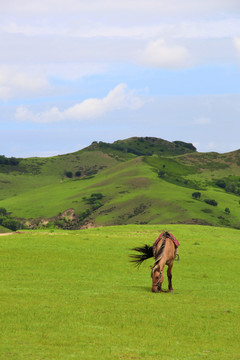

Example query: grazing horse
[130,232,179,293]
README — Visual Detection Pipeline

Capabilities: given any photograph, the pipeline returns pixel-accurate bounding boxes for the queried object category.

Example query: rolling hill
[1,136,240,230]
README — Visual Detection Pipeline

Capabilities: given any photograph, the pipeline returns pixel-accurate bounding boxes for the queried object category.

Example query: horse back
[155,236,175,264]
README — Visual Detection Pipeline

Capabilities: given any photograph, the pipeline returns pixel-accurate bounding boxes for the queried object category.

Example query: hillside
[1,136,240,230]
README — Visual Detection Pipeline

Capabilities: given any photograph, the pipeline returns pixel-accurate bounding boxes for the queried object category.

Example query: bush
[158,170,165,178]
[92,201,103,210]
[85,193,103,204]
[1,218,23,231]
[216,179,226,189]
[204,199,218,206]
[65,171,73,178]
[0,155,19,166]
[192,192,201,200]
[75,171,82,177]
[0,208,25,231]
[79,209,91,221]
[225,183,236,193]
[0,207,7,216]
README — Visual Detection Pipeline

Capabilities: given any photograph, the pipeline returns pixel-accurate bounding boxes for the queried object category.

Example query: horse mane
[130,231,169,268]
[154,235,166,263]
[129,244,153,267]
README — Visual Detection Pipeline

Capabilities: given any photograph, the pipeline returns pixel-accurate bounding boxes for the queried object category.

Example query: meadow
[1,224,240,360]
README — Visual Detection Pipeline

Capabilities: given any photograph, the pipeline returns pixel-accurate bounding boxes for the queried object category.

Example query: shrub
[65,171,73,178]
[192,192,201,200]
[85,193,103,204]
[79,209,91,221]
[225,208,230,215]
[216,179,226,189]
[158,170,165,178]
[225,183,236,193]
[0,207,7,216]
[75,171,82,177]
[0,156,19,166]
[204,199,218,206]
[92,201,103,211]
[1,218,23,231]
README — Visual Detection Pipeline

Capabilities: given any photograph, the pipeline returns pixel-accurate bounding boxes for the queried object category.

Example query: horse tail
[130,244,153,267]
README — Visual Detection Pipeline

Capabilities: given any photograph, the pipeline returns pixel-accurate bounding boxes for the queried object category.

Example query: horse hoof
[169,289,174,293]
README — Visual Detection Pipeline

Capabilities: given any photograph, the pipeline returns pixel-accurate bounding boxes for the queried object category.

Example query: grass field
[1,224,239,359]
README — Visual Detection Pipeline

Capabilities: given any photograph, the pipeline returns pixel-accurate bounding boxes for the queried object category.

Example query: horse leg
[167,262,173,293]
[158,264,166,292]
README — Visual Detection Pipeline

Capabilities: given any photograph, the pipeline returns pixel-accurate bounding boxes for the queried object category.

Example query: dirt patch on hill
[125,177,151,189]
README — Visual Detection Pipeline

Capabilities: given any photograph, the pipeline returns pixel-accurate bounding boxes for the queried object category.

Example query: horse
[130,231,179,293]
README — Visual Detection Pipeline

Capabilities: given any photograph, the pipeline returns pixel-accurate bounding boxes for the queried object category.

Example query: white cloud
[1,1,240,16]
[44,63,108,81]
[2,19,240,46]
[15,83,144,123]
[138,39,190,68]
[234,37,240,57]
[0,1,239,77]
[0,66,49,101]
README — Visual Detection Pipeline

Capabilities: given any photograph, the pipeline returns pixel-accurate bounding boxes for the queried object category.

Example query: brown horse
[130,232,179,293]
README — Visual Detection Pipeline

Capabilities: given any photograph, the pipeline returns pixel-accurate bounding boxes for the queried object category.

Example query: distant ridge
[88,137,197,157]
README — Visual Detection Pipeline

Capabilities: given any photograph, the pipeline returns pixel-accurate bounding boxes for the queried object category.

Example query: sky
[1,0,240,157]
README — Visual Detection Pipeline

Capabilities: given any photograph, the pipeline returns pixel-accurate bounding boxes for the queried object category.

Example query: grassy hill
[1,137,240,229]
[0,225,11,233]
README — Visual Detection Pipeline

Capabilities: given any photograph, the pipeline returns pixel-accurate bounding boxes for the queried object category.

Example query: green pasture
[1,224,239,359]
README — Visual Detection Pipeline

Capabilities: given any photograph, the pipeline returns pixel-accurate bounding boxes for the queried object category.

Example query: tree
[1,218,23,231]
[65,171,73,178]
[204,199,218,206]
[85,193,103,204]
[226,183,236,194]
[225,207,230,215]
[216,179,226,189]
[158,170,165,178]
[0,207,7,216]
[192,192,201,200]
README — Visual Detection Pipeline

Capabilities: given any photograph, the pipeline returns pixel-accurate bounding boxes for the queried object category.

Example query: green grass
[0,225,239,359]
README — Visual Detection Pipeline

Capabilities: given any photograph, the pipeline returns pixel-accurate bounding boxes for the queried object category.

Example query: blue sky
[1,1,240,157]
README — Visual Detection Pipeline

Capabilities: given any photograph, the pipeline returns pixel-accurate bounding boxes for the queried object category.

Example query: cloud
[0,66,49,101]
[234,37,240,56]
[138,39,190,68]
[15,83,145,123]
[1,1,240,16]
